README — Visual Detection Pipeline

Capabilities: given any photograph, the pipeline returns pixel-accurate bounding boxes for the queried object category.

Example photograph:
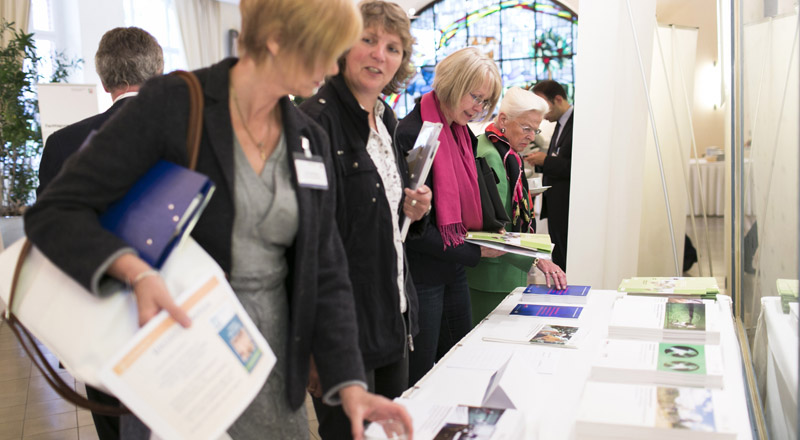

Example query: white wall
[567,0,657,289]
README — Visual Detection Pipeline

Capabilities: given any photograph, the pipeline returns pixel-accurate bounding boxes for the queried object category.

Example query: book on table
[509,303,583,319]
[522,284,591,304]
[608,296,720,344]
[465,231,554,259]
[400,121,442,241]
[575,382,736,439]
[618,277,720,300]
[776,278,798,313]
[363,398,524,440]
[482,321,584,348]
[590,339,724,388]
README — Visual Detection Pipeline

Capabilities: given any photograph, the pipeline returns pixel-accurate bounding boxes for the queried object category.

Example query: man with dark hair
[35,27,163,440]
[37,27,164,194]
[526,80,573,271]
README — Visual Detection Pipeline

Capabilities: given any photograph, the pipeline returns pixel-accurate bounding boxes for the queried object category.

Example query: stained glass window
[389,0,577,118]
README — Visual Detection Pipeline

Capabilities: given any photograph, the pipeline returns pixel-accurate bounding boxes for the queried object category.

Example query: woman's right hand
[133,274,191,328]
[480,247,506,258]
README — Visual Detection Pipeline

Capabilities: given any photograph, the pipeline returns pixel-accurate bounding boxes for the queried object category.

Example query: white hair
[497,86,548,120]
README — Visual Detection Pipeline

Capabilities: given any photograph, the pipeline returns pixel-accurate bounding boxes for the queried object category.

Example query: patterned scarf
[485,123,534,233]
[420,92,482,247]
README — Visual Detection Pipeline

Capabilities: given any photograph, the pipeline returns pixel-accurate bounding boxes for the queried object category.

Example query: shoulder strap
[2,71,205,416]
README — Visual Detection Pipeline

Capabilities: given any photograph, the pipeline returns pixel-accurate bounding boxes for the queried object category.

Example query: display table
[403,289,754,439]
[753,297,798,440]
[687,158,753,217]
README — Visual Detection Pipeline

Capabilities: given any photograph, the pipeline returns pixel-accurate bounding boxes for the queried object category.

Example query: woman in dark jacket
[23,0,410,438]
[300,1,430,438]
[395,47,504,387]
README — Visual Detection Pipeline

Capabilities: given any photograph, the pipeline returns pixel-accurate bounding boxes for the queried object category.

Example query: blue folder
[99,160,215,269]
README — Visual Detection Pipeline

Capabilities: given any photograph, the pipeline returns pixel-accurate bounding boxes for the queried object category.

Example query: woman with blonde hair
[466,86,567,325]
[396,47,504,386]
[24,0,411,438]
[301,1,430,437]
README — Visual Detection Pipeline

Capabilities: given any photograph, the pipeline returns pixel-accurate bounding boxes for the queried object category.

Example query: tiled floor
[0,320,321,440]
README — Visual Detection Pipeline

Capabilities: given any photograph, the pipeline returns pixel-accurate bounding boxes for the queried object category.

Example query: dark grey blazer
[24,58,365,410]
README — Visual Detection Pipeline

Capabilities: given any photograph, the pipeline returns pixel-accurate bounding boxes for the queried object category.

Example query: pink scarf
[420,92,482,247]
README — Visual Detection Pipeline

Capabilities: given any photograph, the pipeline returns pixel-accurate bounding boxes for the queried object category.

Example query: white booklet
[364,398,524,440]
[590,339,724,388]
[608,296,720,344]
[575,382,735,439]
[400,121,443,240]
[99,274,275,440]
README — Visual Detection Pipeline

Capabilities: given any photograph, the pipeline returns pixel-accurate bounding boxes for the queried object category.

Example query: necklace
[230,84,270,161]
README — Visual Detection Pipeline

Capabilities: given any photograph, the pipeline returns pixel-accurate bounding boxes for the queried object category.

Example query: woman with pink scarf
[396,47,504,386]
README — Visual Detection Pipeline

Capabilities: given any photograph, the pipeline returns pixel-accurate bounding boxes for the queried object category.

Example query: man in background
[37,27,163,194]
[525,80,573,271]
[35,27,163,440]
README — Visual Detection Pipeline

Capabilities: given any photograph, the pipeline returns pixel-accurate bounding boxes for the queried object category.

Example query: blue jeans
[408,266,472,386]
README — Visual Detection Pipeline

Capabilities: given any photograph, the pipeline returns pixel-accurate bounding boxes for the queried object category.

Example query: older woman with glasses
[466,87,567,325]
[396,47,504,386]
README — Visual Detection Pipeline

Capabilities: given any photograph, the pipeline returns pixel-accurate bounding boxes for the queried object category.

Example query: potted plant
[0,19,79,246]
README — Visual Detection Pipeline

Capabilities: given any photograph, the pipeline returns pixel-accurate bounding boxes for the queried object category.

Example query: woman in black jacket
[300,1,431,438]
[24,0,411,438]
[395,47,504,387]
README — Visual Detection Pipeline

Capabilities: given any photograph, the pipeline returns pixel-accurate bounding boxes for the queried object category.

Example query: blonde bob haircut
[238,0,362,72]
[497,86,548,120]
[338,0,415,95]
[433,47,502,122]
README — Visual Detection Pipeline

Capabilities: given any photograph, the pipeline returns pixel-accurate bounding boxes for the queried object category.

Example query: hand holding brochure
[465,231,554,258]
[400,121,442,240]
[99,274,275,440]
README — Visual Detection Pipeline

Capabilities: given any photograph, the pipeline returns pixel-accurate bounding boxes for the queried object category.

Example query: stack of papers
[575,382,735,439]
[618,277,720,300]
[364,399,525,440]
[482,321,584,349]
[776,279,798,313]
[522,284,591,304]
[590,339,724,388]
[465,232,554,258]
[608,297,720,344]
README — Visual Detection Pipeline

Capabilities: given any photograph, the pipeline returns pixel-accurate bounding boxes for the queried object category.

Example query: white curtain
[174,0,222,70]
[1,0,30,41]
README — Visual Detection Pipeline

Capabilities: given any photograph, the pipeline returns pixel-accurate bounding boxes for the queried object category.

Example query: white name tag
[293,137,328,189]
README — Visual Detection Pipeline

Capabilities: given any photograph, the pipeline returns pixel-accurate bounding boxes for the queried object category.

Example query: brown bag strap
[1,71,206,417]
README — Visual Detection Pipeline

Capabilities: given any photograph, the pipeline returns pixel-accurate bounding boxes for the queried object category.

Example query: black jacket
[395,103,481,286]
[37,98,131,195]
[25,58,365,410]
[300,74,419,370]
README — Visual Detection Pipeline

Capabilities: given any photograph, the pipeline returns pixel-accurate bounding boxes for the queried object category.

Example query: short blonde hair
[239,0,362,71]
[338,0,415,95]
[433,47,501,122]
[497,86,548,120]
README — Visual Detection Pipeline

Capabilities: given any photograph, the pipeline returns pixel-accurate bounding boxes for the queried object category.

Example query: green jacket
[466,133,534,293]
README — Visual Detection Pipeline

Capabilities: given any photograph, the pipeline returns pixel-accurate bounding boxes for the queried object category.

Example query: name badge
[293,137,328,190]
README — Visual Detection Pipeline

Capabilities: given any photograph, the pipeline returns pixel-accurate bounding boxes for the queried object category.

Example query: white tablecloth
[403,290,754,439]
[754,297,798,440]
[687,158,753,217]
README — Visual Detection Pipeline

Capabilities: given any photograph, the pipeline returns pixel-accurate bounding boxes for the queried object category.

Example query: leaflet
[510,303,583,319]
[99,274,275,440]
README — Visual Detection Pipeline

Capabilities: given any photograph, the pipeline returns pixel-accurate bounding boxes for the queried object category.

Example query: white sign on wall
[37,84,100,145]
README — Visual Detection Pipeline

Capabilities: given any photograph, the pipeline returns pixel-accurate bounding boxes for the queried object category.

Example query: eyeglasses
[469,92,492,110]
[515,120,542,135]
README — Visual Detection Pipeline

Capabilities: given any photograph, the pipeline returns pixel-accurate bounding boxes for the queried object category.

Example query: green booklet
[465,231,554,258]
[618,277,719,299]
[776,279,798,313]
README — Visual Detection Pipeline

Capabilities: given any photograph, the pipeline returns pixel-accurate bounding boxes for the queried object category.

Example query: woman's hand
[340,385,413,440]
[480,247,506,258]
[536,259,567,289]
[108,253,191,328]
[403,185,432,221]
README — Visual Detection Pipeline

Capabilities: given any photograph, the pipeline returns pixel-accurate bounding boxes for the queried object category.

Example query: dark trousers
[85,385,121,440]
[312,355,409,439]
[407,267,472,387]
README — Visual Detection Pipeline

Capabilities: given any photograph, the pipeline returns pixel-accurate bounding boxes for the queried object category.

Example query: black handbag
[475,156,510,231]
